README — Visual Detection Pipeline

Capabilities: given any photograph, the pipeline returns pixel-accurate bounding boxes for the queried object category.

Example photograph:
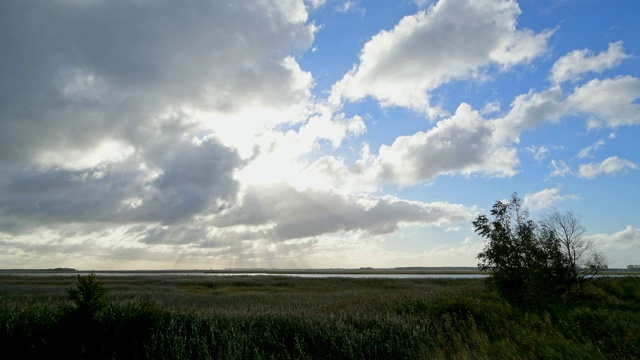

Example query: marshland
[1,273,639,359]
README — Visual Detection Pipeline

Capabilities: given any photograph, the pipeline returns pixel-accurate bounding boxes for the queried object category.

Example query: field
[1,274,639,359]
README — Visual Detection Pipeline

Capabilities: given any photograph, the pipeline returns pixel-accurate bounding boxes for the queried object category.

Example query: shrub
[65,272,109,318]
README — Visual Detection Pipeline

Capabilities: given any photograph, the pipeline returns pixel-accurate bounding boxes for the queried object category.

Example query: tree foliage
[473,193,607,306]
[65,272,109,318]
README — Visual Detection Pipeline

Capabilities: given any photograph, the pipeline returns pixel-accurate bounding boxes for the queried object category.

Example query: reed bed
[1,275,638,359]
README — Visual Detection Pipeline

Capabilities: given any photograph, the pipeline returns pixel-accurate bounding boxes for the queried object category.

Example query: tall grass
[1,275,638,359]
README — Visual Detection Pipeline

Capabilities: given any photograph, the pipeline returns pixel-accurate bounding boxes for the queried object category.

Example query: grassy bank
[1,275,639,359]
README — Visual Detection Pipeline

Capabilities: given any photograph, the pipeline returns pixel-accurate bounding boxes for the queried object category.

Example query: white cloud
[587,225,640,250]
[577,139,606,159]
[500,87,567,139]
[335,1,363,14]
[548,160,572,178]
[330,0,550,114]
[306,0,327,9]
[551,41,630,84]
[500,74,640,137]
[482,101,501,115]
[523,187,579,211]
[578,156,638,179]
[567,76,640,128]
[374,103,518,185]
[525,144,561,162]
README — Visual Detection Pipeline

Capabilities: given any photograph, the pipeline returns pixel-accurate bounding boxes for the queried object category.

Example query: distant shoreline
[1,267,637,276]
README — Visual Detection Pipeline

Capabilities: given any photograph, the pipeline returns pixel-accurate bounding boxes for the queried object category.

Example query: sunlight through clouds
[0,0,639,269]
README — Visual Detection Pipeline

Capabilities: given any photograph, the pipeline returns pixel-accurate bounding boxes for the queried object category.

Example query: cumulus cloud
[551,41,630,84]
[0,0,316,239]
[578,156,638,179]
[374,103,518,185]
[0,0,315,164]
[567,76,640,128]
[329,0,550,114]
[499,87,567,138]
[500,75,640,137]
[587,225,640,250]
[523,187,579,211]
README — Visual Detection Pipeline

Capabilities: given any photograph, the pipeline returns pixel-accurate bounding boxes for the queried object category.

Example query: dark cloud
[0,137,240,227]
[212,183,474,241]
[0,0,314,163]
[0,0,312,234]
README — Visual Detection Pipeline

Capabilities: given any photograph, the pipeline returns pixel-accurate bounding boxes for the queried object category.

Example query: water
[0,271,488,279]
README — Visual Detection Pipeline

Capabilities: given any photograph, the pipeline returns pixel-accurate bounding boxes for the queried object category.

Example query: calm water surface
[2,271,488,279]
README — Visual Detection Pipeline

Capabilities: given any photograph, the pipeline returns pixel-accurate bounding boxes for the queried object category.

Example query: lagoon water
[1,271,488,279]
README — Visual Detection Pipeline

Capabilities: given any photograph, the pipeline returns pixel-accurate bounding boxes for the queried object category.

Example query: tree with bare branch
[543,209,607,295]
[474,194,608,306]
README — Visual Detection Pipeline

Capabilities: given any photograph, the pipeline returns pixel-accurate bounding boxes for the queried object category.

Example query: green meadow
[1,274,639,359]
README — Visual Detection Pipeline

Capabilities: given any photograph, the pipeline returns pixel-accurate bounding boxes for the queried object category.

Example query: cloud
[578,156,638,179]
[550,41,630,84]
[501,75,640,136]
[0,138,241,227]
[587,225,640,250]
[0,0,317,234]
[211,183,476,241]
[329,0,550,114]
[548,160,572,178]
[374,103,518,185]
[306,0,327,9]
[577,139,607,159]
[335,1,364,15]
[523,187,579,211]
[0,0,315,165]
[525,144,561,162]
[500,87,567,138]
[566,76,640,128]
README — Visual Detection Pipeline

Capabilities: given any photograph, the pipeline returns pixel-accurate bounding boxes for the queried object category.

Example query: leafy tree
[473,193,607,306]
[66,272,109,318]
[473,194,557,306]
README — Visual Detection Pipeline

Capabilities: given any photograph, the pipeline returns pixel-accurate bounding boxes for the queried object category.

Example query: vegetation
[65,271,109,318]
[1,274,639,359]
[473,193,607,307]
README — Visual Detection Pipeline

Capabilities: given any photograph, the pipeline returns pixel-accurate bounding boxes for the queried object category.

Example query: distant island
[0,268,77,273]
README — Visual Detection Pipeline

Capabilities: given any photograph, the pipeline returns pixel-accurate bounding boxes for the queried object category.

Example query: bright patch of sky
[0,0,639,269]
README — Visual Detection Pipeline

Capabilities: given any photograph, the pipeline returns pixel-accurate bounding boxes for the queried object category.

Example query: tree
[473,194,607,306]
[542,209,607,295]
[473,193,558,306]
[66,272,109,318]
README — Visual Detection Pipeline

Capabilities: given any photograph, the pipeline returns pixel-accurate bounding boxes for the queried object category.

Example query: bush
[65,272,108,318]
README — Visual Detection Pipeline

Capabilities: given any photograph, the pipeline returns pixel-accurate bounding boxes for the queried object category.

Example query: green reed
[0,275,638,359]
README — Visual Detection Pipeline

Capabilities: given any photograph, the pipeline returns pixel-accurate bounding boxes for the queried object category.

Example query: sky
[1,0,639,270]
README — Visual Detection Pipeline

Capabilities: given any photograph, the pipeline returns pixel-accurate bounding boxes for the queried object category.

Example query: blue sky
[0,0,639,269]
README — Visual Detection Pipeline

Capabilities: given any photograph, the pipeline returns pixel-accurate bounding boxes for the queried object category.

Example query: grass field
[1,274,639,359]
